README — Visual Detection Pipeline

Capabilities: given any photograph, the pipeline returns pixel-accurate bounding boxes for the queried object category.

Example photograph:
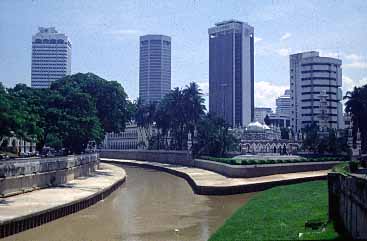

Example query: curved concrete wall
[100,150,193,166]
[0,154,99,197]
[194,159,341,178]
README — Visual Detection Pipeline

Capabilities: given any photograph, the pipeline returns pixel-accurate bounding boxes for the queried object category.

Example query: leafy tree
[51,73,130,134]
[195,113,238,157]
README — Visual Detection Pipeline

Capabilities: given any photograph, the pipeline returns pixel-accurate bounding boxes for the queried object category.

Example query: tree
[344,85,367,153]
[264,115,271,126]
[195,113,238,157]
[51,73,130,134]
[280,127,290,140]
[302,123,321,152]
[1,83,42,151]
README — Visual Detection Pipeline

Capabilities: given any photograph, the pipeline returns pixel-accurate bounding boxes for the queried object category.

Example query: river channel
[5,165,255,241]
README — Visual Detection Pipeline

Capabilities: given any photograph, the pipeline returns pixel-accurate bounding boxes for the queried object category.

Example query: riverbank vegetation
[209,181,343,241]
[0,73,131,154]
[200,156,348,165]
[134,83,239,155]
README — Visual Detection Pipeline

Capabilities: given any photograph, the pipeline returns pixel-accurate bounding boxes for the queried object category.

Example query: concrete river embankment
[2,165,255,241]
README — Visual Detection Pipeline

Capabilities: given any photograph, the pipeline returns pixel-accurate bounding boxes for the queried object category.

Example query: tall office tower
[254,107,273,124]
[208,20,254,127]
[290,51,343,136]
[139,35,171,103]
[31,27,71,88]
[276,89,291,116]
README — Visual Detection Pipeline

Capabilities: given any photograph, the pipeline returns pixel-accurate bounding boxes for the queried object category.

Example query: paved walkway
[0,163,125,225]
[102,158,329,195]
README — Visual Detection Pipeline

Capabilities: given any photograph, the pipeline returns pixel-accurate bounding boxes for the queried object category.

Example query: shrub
[349,161,359,173]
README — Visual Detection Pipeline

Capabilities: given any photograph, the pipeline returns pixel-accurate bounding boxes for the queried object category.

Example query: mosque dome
[246,121,271,131]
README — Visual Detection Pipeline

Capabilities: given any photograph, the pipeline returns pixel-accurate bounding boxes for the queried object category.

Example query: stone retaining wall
[194,159,341,178]
[0,174,125,239]
[0,154,99,197]
[100,149,193,166]
[328,172,367,240]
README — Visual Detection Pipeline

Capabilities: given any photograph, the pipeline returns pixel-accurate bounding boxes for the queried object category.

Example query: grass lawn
[209,181,343,241]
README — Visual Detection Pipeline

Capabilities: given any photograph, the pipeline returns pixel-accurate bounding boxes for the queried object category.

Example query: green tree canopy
[51,73,130,133]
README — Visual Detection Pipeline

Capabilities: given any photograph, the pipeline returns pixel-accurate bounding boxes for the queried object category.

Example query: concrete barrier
[0,154,99,197]
[100,149,193,166]
[328,172,367,240]
[194,159,341,178]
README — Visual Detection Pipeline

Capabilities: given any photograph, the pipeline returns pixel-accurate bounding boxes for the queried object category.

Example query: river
[5,165,255,241]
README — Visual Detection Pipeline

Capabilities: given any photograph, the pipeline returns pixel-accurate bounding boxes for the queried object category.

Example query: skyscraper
[31,27,71,88]
[208,20,254,127]
[139,34,171,103]
[276,89,291,116]
[290,51,343,135]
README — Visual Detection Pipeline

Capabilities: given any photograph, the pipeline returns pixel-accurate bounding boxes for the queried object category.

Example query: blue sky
[1,0,366,110]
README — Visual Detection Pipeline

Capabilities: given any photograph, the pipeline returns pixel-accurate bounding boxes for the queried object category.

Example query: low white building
[101,123,151,150]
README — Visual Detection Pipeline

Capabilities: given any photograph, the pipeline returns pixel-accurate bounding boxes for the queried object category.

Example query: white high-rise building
[31,27,72,88]
[208,20,254,127]
[290,51,343,135]
[139,35,171,103]
[276,89,291,116]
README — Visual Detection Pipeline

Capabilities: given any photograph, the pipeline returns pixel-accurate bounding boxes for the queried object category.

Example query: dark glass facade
[208,21,254,127]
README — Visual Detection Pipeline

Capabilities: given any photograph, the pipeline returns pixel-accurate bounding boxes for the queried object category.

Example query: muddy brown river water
[4,165,255,241]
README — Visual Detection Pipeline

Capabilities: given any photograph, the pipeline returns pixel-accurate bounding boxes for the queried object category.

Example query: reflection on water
[5,165,255,241]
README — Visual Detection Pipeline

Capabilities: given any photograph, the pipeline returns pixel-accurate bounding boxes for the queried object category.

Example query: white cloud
[254,37,263,43]
[345,54,362,62]
[254,81,289,110]
[109,29,142,38]
[276,48,291,57]
[342,75,367,94]
[280,32,291,41]
[344,53,367,69]
[344,62,367,69]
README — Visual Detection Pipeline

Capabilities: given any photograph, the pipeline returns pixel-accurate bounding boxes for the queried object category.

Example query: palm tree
[344,85,367,153]
[182,82,206,133]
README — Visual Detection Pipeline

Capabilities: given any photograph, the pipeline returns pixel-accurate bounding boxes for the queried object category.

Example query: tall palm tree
[182,82,206,133]
[344,85,367,153]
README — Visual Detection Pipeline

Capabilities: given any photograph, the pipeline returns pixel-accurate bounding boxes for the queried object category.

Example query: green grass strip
[209,181,342,241]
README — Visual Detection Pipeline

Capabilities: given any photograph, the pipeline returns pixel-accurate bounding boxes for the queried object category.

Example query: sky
[0,0,367,110]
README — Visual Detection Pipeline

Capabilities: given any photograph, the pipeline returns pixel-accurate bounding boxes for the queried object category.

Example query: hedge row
[199,156,346,166]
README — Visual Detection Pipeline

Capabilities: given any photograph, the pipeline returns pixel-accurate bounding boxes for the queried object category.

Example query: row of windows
[301,99,339,102]
[301,106,337,109]
[32,66,66,69]
[32,46,69,49]
[32,71,66,75]
[31,76,65,79]
[301,70,337,74]
[301,63,338,67]
[302,113,338,117]
[302,120,337,124]
[32,55,68,59]
[33,39,72,47]
[302,84,339,88]
[33,49,68,53]
[32,53,68,56]
[301,91,336,95]
[301,77,337,81]
[32,63,67,66]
